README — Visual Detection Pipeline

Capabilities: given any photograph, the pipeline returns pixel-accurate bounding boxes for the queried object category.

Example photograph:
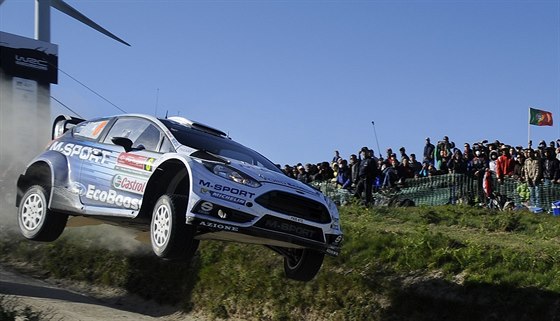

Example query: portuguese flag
[529,108,553,126]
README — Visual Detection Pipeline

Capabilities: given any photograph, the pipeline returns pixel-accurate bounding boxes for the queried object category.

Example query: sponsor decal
[69,181,87,196]
[199,221,239,232]
[209,191,246,206]
[15,55,48,71]
[116,153,156,172]
[145,158,155,171]
[198,180,255,198]
[200,202,214,213]
[85,184,142,210]
[112,174,147,194]
[264,220,316,239]
[290,216,304,223]
[50,142,110,164]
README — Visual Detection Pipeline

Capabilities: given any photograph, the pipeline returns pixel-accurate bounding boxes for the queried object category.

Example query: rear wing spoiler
[52,115,85,140]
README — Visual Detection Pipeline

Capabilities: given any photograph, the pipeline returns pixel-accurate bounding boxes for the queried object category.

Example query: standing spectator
[541,147,560,205]
[488,150,499,174]
[313,162,334,181]
[471,149,488,203]
[435,136,454,172]
[542,147,560,183]
[306,164,318,182]
[512,153,525,181]
[463,143,473,161]
[349,154,360,188]
[283,165,295,178]
[524,149,542,208]
[496,146,514,183]
[423,137,435,164]
[534,140,547,160]
[296,165,310,183]
[354,147,376,205]
[447,150,467,174]
[336,159,352,190]
[332,150,342,164]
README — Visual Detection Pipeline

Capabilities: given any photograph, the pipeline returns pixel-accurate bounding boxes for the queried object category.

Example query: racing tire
[150,194,197,261]
[283,249,325,282]
[18,185,68,242]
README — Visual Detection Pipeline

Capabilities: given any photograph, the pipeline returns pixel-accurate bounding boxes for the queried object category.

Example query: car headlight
[204,163,261,188]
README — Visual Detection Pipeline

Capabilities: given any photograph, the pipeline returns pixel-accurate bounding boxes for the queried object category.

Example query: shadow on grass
[124,253,202,311]
[380,278,560,321]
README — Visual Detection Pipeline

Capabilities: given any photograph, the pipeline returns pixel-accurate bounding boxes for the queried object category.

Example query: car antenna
[154,88,159,117]
[165,110,168,119]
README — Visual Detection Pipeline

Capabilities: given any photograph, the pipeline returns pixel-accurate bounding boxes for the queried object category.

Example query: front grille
[254,215,325,242]
[255,191,331,223]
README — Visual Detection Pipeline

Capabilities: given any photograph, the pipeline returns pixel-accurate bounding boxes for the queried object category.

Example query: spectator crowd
[281,137,560,208]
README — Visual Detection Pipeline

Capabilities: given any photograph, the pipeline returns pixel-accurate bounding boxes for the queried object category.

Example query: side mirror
[112,137,133,152]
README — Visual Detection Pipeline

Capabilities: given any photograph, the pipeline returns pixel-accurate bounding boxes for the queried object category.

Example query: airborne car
[16,114,342,281]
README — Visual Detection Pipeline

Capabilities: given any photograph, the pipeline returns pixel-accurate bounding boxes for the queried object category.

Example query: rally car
[16,114,342,281]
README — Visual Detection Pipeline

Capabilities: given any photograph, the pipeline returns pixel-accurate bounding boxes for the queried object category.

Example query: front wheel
[150,194,197,261]
[284,249,325,281]
[18,185,68,242]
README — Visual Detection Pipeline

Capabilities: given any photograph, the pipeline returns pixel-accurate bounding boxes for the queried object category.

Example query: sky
[1,0,559,166]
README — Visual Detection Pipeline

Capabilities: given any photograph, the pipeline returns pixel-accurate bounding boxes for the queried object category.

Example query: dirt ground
[0,263,205,321]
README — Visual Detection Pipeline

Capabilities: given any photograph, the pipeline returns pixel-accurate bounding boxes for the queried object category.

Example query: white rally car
[16,114,343,281]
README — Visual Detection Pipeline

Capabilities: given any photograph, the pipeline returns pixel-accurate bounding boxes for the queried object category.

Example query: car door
[79,117,169,214]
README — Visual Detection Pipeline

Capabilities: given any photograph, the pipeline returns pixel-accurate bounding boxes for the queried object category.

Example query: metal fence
[312,174,560,212]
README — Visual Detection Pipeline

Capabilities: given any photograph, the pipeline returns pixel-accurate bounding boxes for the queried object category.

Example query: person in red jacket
[496,146,515,183]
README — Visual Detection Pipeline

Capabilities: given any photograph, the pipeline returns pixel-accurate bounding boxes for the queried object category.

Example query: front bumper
[188,215,342,256]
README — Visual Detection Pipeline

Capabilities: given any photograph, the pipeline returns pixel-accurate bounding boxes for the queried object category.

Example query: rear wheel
[283,248,325,281]
[150,194,197,260]
[18,185,68,242]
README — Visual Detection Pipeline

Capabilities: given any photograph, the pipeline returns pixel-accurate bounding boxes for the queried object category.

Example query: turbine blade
[50,0,130,46]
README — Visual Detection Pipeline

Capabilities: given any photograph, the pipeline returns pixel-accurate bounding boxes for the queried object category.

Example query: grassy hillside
[2,205,560,320]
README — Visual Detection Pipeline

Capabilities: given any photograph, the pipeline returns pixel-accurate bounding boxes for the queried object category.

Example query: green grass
[2,205,560,320]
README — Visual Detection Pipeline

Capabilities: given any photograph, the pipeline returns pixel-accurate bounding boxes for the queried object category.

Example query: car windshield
[160,119,282,173]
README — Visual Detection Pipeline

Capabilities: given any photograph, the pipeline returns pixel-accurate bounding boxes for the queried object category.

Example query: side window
[73,119,109,140]
[160,137,175,153]
[103,118,163,152]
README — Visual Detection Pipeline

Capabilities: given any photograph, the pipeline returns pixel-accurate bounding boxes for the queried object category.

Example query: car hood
[229,161,321,197]
[185,148,321,197]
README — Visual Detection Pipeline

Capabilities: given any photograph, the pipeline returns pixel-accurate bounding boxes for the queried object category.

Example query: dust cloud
[0,74,149,255]
[0,73,51,235]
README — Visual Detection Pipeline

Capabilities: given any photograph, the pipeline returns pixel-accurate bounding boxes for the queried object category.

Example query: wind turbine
[34,0,130,46]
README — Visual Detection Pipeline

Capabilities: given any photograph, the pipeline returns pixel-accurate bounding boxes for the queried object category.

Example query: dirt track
[0,264,203,321]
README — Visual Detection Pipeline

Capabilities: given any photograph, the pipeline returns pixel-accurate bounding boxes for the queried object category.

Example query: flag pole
[371,121,382,158]
[528,107,531,148]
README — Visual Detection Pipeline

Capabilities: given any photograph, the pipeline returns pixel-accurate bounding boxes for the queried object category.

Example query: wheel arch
[16,151,70,207]
[138,157,192,220]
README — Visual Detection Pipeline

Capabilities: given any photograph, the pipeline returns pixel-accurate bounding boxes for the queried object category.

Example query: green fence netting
[312,174,560,212]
